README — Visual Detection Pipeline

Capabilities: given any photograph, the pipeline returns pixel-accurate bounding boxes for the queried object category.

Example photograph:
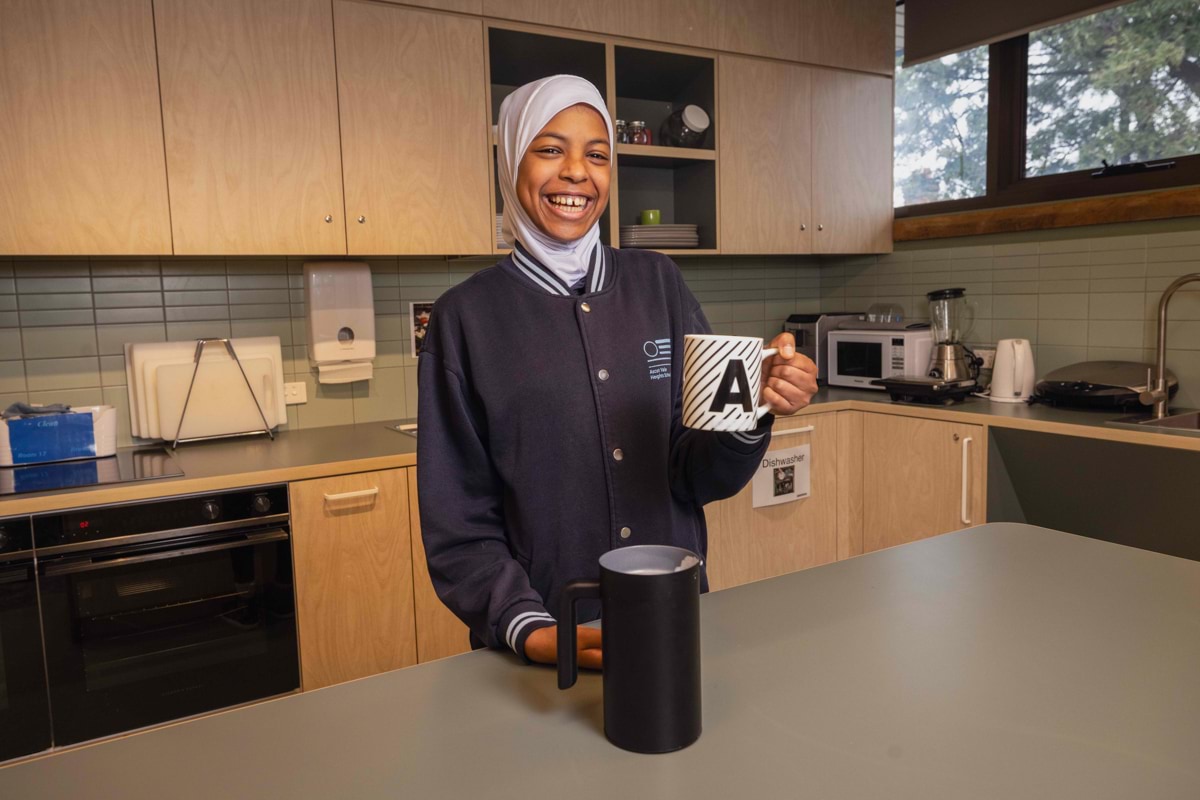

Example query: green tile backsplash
[4,216,1198,445]
[818,217,1200,406]
[0,253,822,445]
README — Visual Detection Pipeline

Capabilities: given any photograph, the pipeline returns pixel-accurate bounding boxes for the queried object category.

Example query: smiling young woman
[416,75,818,671]
[516,104,611,243]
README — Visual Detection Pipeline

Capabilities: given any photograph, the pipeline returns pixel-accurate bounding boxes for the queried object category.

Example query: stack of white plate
[496,214,505,248]
[619,223,699,249]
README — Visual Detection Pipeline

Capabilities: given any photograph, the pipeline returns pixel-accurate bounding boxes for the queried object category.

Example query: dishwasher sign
[752,444,811,508]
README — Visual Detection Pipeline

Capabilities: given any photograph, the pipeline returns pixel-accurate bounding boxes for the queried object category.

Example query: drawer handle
[773,425,814,438]
[324,487,379,502]
[960,436,973,525]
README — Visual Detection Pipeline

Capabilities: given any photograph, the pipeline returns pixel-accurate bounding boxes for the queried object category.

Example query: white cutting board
[126,337,286,440]
[155,358,279,440]
[126,341,195,438]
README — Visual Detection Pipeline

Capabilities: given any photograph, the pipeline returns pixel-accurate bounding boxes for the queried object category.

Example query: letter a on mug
[709,360,753,413]
[682,334,777,432]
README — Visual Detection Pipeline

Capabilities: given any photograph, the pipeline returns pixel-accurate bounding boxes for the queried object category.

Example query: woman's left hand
[762,332,818,415]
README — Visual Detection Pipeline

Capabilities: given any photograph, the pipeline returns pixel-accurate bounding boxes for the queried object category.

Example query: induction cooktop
[0,447,183,496]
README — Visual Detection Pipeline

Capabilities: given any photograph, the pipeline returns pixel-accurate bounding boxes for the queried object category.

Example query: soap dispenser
[304,261,376,384]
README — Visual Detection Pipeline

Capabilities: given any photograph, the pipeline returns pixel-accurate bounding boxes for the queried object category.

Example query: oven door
[38,528,299,745]
[0,542,52,762]
[829,335,886,389]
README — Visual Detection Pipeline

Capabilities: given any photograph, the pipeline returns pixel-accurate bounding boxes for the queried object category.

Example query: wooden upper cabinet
[482,0,719,50]
[811,69,893,254]
[800,0,895,76]
[861,415,984,553]
[154,0,346,255]
[718,56,812,254]
[0,0,171,255]
[335,1,491,255]
[290,468,418,691]
[706,413,839,591]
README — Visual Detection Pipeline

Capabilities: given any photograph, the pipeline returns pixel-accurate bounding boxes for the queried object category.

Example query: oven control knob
[201,501,221,521]
[252,494,271,514]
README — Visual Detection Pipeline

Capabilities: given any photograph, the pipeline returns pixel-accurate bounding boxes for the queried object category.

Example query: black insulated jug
[557,545,703,754]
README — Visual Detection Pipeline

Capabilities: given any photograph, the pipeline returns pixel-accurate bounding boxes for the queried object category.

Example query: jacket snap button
[598,369,609,381]
[612,448,624,461]
[619,526,632,539]
[581,302,591,313]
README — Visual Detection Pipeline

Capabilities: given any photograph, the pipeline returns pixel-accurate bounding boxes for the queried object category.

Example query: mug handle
[558,579,601,690]
[757,347,779,419]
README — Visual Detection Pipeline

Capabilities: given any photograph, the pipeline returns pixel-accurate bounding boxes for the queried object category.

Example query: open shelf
[614,45,715,151]
[487,28,606,124]
[616,144,715,167]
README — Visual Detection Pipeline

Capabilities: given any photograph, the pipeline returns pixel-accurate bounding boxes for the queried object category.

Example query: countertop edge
[0,451,417,516]
[4,395,1198,517]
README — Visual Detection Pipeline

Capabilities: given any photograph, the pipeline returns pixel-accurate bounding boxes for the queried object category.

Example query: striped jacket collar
[508,240,611,296]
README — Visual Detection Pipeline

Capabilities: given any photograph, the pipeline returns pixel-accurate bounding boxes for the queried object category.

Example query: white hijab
[497,75,613,288]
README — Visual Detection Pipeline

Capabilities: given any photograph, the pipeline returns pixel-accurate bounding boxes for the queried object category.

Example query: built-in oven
[0,516,52,762]
[34,486,299,746]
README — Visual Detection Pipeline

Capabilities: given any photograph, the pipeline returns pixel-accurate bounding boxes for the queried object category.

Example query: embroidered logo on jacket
[644,338,672,381]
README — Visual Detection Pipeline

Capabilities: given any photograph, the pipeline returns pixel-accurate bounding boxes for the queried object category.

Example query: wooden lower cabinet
[706,412,839,590]
[408,470,472,662]
[290,468,417,690]
[861,414,985,553]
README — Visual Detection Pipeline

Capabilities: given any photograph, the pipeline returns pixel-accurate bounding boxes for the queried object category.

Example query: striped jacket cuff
[718,414,774,453]
[499,601,557,662]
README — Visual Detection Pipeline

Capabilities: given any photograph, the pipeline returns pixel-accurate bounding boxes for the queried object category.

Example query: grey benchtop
[3,523,1197,799]
[7,386,1196,516]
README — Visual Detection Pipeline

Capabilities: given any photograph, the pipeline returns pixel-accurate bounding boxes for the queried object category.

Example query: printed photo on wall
[410,301,434,358]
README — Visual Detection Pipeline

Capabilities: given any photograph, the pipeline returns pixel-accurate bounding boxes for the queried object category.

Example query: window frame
[895,30,1200,219]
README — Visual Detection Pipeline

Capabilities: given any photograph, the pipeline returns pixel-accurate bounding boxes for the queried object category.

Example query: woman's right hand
[524,625,603,669]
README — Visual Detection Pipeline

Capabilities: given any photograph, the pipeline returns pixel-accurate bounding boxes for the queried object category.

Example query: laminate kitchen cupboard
[706,413,839,590]
[154,0,346,255]
[861,414,984,553]
[718,56,813,254]
[334,1,492,255]
[408,469,472,662]
[812,69,894,254]
[0,0,172,255]
[290,469,418,690]
[482,0,895,76]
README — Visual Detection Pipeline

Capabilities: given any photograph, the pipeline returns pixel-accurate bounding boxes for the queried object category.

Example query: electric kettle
[990,338,1036,403]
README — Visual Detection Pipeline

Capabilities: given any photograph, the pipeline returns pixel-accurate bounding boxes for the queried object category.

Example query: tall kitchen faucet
[1141,273,1200,419]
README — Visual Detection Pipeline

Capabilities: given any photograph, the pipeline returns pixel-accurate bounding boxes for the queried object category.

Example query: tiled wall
[0,254,822,445]
[819,218,1200,407]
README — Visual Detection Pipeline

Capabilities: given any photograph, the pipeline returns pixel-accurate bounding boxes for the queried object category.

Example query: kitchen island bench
[2,522,1196,799]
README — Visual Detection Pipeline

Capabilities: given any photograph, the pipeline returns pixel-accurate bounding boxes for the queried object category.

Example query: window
[1026,2,1200,177]
[894,5,988,206]
[895,0,1200,215]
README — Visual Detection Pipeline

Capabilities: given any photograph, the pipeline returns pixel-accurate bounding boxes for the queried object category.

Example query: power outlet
[284,382,307,405]
[976,348,997,370]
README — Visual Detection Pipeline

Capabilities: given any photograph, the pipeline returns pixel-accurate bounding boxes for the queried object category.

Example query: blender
[871,287,981,404]
[926,288,978,382]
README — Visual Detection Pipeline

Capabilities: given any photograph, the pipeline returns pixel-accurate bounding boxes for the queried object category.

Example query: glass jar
[661,104,710,148]
[614,119,629,145]
[629,120,651,146]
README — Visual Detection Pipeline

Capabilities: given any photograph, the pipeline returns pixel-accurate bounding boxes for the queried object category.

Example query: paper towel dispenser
[304,261,376,384]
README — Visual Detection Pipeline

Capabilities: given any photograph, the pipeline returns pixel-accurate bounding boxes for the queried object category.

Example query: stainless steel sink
[1108,410,1200,436]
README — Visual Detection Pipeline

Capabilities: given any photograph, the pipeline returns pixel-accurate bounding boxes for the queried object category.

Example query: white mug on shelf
[682,334,777,431]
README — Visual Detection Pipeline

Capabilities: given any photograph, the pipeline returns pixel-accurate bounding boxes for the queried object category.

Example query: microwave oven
[826,329,933,390]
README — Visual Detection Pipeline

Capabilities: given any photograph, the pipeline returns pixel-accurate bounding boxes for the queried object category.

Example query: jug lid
[926,287,966,301]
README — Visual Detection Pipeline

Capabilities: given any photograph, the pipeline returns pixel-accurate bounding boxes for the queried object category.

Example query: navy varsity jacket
[416,243,773,658]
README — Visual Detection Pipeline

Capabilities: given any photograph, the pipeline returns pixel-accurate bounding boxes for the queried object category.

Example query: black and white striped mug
[682,334,777,431]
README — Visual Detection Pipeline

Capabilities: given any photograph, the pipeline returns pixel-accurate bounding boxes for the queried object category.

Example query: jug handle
[557,579,601,690]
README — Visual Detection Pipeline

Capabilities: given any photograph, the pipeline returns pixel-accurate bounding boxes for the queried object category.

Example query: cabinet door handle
[960,436,973,525]
[773,425,814,438]
[324,487,379,503]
